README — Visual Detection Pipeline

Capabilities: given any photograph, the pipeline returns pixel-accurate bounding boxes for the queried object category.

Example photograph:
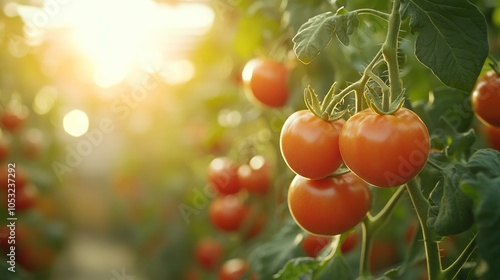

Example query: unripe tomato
[301,234,331,258]
[195,238,224,270]
[208,157,241,195]
[209,195,249,232]
[237,155,272,195]
[339,108,430,188]
[242,58,289,108]
[472,70,500,128]
[280,110,345,179]
[288,173,371,236]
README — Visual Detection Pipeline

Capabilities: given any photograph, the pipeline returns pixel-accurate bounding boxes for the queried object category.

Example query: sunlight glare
[63,110,89,137]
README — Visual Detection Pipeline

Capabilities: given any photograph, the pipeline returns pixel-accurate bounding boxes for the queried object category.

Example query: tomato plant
[280,110,345,179]
[209,195,250,233]
[287,173,371,236]
[242,58,289,108]
[339,108,430,188]
[208,157,241,195]
[472,70,500,128]
[195,238,224,271]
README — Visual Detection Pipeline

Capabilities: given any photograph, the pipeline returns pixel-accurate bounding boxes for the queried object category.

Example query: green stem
[442,234,477,279]
[359,186,406,278]
[406,179,442,280]
[357,9,390,21]
[382,0,403,112]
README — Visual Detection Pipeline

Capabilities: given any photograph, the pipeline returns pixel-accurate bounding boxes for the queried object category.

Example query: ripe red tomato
[370,241,399,272]
[0,109,25,132]
[242,58,289,108]
[209,195,249,232]
[339,108,430,188]
[0,166,28,191]
[341,231,358,254]
[301,234,331,258]
[195,238,224,270]
[243,211,267,239]
[481,123,500,150]
[237,155,272,195]
[208,157,241,195]
[288,173,371,236]
[280,110,345,179]
[218,258,251,280]
[472,70,500,128]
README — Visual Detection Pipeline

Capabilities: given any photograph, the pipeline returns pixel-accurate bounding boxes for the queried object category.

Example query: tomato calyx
[304,84,346,121]
[364,83,406,115]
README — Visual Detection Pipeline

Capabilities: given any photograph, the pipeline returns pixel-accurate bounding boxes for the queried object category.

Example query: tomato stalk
[359,185,406,278]
[405,179,443,280]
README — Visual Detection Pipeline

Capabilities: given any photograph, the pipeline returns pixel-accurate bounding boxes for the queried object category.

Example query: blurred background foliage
[0,0,498,279]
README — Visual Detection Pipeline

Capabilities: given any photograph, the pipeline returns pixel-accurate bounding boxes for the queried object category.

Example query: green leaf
[400,0,488,92]
[293,7,359,64]
[249,219,303,280]
[314,254,352,280]
[461,174,500,280]
[274,257,318,280]
[427,165,474,236]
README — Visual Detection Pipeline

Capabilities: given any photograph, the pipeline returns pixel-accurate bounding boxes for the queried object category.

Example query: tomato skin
[208,157,241,195]
[370,241,399,272]
[340,231,358,254]
[0,110,25,132]
[288,173,371,236]
[280,110,345,179]
[482,123,500,150]
[302,234,331,258]
[218,259,253,280]
[339,108,430,188]
[195,238,224,270]
[472,70,500,128]
[209,195,249,232]
[242,58,288,108]
[237,155,272,195]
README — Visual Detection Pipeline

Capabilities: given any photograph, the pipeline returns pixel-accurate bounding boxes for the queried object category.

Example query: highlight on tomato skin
[280,110,345,180]
[242,58,289,108]
[237,155,272,195]
[287,173,371,236]
[339,108,430,188]
[218,258,257,280]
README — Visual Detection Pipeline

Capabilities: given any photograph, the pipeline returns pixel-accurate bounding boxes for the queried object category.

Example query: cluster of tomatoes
[471,68,500,150]
[279,99,430,238]
[187,154,273,280]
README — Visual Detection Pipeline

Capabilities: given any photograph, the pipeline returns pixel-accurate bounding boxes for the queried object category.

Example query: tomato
[370,241,399,272]
[481,123,500,150]
[339,108,430,188]
[218,259,252,280]
[1,166,28,191]
[472,70,500,128]
[0,109,25,132]
[209,195,249,232]
[208,157,241,195]
[302,234,331,258]
[242,58,289,108]
[288,173,371,236]
[243,211,267,239]
[195,238,224,270]
[280,110,345,179]
[183,267,200,280]
[237,155,272,195]
[341,231,358,254]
